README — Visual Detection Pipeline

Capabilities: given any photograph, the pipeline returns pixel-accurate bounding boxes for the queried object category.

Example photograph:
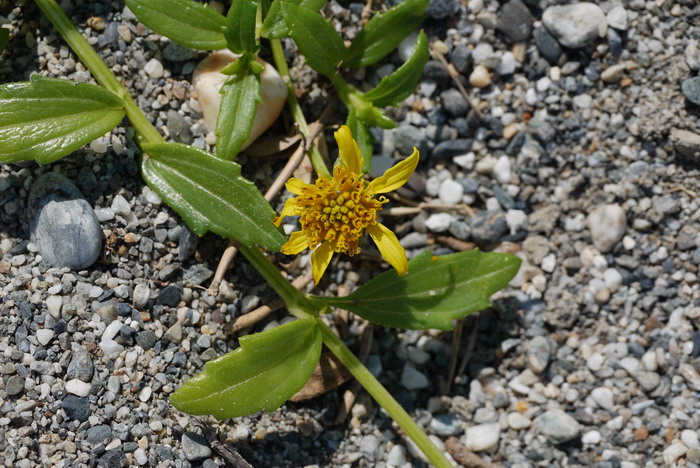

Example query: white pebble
[492,155,511,184]
[425,213,455,232]
[46,295,63,319]
[497,52,516,75]
[453,152,475,170]
[144,58,164,79]
[603,268,623,290]
[582,430,602,444]
[505,210,527,234]
[525,88,538,106]
[102,320,123,341]
[139,386,152,402]
[94,207,115,222]
[438,179,464,205]
[541,253,557,273]
[587,352,605,372]
[663,442,688,465]
[134,448,148,465]
[469,65,491,88]
[36,329,54,346]
[682,430,700,450]
[587,204,626,253]
[100,339,124,357]
[65,379,91,397]
[111,194,132,216]
[464,423,500,451]
[573,94,592,109]
[591,387,614,411]
[507,413,531,430]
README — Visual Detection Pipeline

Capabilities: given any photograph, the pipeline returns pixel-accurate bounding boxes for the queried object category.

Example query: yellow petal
[334,125,364,175]
[281,231,310,255]
[366,223,408,276]
[366,147,419,194]
[286,178,309,195]
[273,198,302,226]
[311,241,334,284]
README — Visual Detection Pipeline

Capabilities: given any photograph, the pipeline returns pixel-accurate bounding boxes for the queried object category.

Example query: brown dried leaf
[290,352,352,402]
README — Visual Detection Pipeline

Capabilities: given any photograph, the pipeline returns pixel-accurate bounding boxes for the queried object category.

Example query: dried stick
[226,271,313,334]
[430,45,484,121]
[334,322,374,424]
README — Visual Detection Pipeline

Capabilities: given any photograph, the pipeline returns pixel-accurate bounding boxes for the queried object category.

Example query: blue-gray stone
[182,432,212,461]
[28,173,102,270]
[62,395,90,422]
[682,77,700,106]
[497,0,534,42]
[85,425,112,444]
[394,125,428,157]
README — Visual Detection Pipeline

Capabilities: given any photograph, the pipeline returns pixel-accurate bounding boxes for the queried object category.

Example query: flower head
[274,125,419,284]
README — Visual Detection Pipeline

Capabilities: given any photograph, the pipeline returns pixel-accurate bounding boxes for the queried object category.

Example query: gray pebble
[85,425,111,444]
[542,3,606,49]
[536,409,581,443]
[182,432,212,461]
[67,347,94,382]
[28,173,102,270]
[526,336,550,373]
[497,0,534,43]
[5,375,24,396]
[682,77,700,106]
[62,395,90,422]
[470,211,508,247]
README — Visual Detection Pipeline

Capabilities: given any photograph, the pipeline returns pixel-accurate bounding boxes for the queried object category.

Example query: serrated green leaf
[315,250,522,330]
[215,68,262,159]
[170,318,322,419]
[140,142,285,250]
[343,0,428,68]
[126,0,226,50]
[261,0,327,39]
[347,108,374,173]
[0,28,9,54]
[0,75,125,165]
[283,3,346,76]
[363,30,429,107]
[225,0,259,54]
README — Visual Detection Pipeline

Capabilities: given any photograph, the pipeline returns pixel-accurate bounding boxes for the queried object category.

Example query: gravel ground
[2,0,700,467]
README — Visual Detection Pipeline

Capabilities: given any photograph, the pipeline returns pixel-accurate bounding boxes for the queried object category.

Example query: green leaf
[0,75,125,165]
[126,0,226,50]
[346,108,374,173]
[315,250,522,330]
[283,3,346,76]
[363,30,429,107]
[261,0,327,39]
[225,0,259,54]
[170,318,322,419]
[140,142,285,250]
[0,28,9,54]
[215,68,262,159]
[343,0,428,68]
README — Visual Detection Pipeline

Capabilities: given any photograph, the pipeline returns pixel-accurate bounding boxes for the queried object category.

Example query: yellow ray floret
[275,125,419,284]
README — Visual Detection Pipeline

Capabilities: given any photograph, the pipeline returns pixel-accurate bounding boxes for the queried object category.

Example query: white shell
[192,50,287,151]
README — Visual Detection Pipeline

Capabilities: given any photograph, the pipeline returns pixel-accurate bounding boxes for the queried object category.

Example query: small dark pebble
[62,395,90,422]
[157,284,181,307]
[136,330,157,350]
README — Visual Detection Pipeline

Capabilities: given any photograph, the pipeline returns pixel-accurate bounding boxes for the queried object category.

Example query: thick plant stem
[269,38,330,176]
[316,318,454,468]
[34,0,163,146]
[38,1,450,465]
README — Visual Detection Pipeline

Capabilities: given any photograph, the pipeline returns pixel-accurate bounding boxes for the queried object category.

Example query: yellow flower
[274,125,419,284]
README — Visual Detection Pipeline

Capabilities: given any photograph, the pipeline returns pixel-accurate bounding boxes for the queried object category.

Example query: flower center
[298,166,386,255]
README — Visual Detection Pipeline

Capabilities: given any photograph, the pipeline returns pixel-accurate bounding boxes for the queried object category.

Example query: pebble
[36,329,54,346]
[469,65,491,88]
[132,283,151,309]
[492,155,511,184]
[464,423,500,451]
[387,445,407,467]
[425,213,455,232]
[590,387,614,411]
[682,77,700,106]
[507,412,531,430]
[28,173,102,270]
[601,64,626,83]
[671,128,700,158]
[66,379,92,397]
[85,425,111,444]
[182,432,212,461]
[534,26,562,64]
[430,414,460,436]
[606,6,628,30]
[426,0,459,20]
[144,58,164,79]
[497,0,534,43]
[67,347,94,382]
[62,395,90,422]
[682,430,700,450]
[535,409,581,443]
[542,3,606,49]
[470,211,508,247]
[401,363,429,390]
[5,375,25,396]
[679,363,700,391]
[664,442,688,465]
[438,179,464,205]
[587,204,626,253]
[686,41,700,71]
[582,430,602,444]
[526,336,550,372]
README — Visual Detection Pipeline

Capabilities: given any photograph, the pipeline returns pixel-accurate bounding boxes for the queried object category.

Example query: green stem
[35,0,163,146]
[269,38,330,176]
[316,317,454,468]
[237,244,313,320]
